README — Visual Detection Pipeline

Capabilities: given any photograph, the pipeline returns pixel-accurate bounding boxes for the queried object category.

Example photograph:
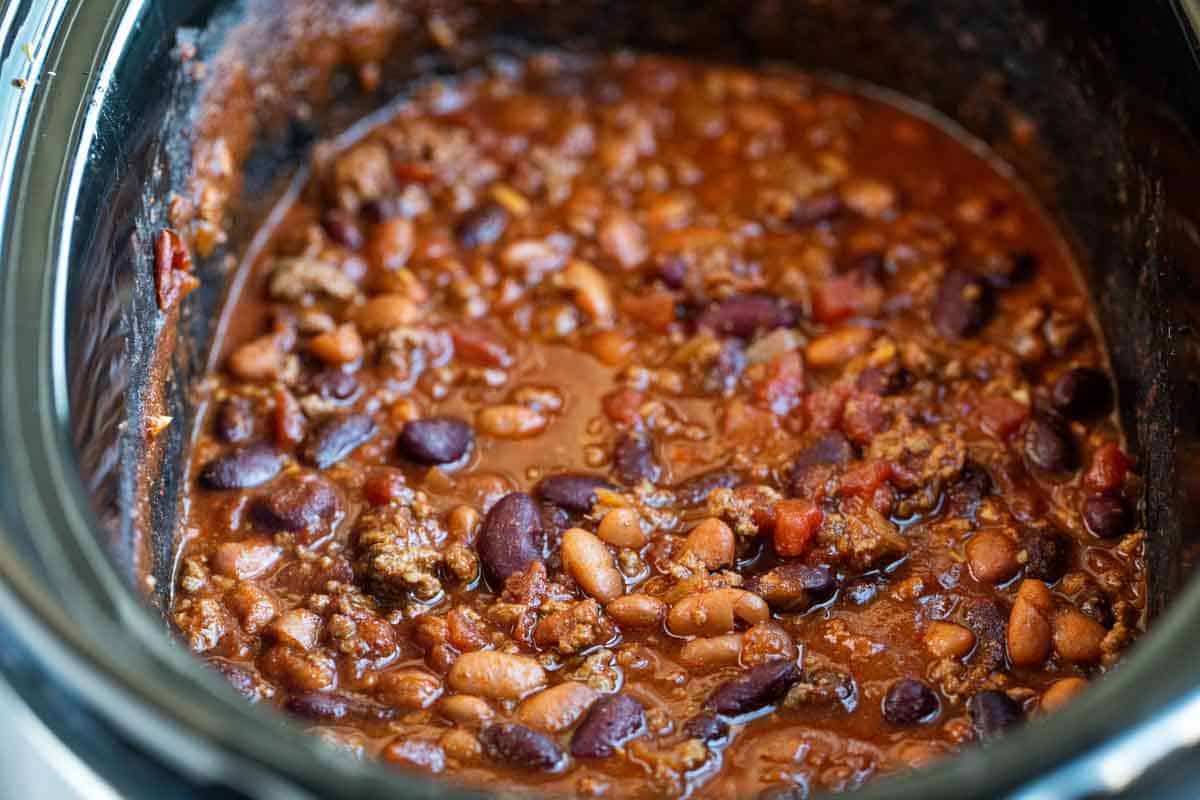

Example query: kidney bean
[447,651,547,700]
[397,416,474,465]
[932,269,993,338]
[1052,609,1106,664]
[613,431,660,485]
[683,712,730,743]
[286,690,396,722]
[745,563,837,612]
[656,255,688,289]
[456,201,509,249]
[1084,442,1131,495]
[321,209,364,250]
[674,469,742,506]
[300,414,376,469]
[696,294,798,339]
[978,250,1036,289]
[1021,529,1071,582]
[668,588,769,636]
[214,397,255,443]
[855,364,908,396]
[923,622,976,660]
[571,693,646,758]
[789,192,843,226]
[199,442,283,489]
[517,682,599,733]
[1023,414,1078,473]
[1040,677,1089,713]
[1007,579,1054,667]
[308,370,359,402]
[788,431,854,492]
[249,477,339,534]
[479,723,564,771]
[477,492,543,584]
[561,528,625,602]
[965,529,1020,585]
[1050,367,1112,420]
[606,593,666,628]
[705,659,802,716]
[682,518,736,570]
[535,473,614,513]
[967,690,1023,738]
[881,679,939,725]
[1082,494,1132,539]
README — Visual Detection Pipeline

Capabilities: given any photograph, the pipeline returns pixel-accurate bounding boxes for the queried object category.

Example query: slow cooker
[1,1,1200,797]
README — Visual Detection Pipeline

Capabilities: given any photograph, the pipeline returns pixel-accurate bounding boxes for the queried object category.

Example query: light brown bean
[308,322,363,365]
[1052,609,1107,664]
[606,594,666,628]
[354,293,420,336]
[966,529,1021,585]
[1040,677,1089,713]
[561,528,625,603]
[228,333,286,382]
[438,694,495,726]
[439,729,482,763]
[516,682,600,732]
[923,622,976,660]
[476,404,548,438]
[682,518,735,570]
[805,326,874,368]
[596,507,647,548]
[560,259,614,324]
[667,588,769,637]
[1007,579,1054,667]
[446,651,546,700]
[679,634,744,668]
[377,669,443,710]
[266,608,323,652]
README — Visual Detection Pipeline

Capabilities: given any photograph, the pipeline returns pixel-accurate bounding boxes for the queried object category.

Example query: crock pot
[1,1,1200,797]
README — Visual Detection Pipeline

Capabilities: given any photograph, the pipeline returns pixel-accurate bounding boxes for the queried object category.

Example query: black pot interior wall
[69,0,1200,625]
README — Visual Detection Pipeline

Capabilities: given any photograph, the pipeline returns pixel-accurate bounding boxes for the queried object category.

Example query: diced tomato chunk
[1084,442,1132,495]
[841,391,887,445]
[839,460,893,498]
[603,388,645,425]
[978,396,1030,440]
[755,350,806,415]
[803,384,850,431]
[812,275,884,324]
[773,499,824,557]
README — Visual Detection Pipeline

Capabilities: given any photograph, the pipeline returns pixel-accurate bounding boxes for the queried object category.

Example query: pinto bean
[679,634,744,668]
[229,333,288,381]
[923,622,976,660]
[447,651,547,700]
[667,589,769,636]
[561,528,625,602]
[477,492,543,584]
[211,537,282,580]
[300,413,376,468]
[438,694,495,726]
[705,659,802,716]
[354,293,420,336]
[479,723,564,771]
[1040,677,1089,713]
[560,259,614,323]
[965,529,1020,585]
[606,594,666,628]
[377,670,443,710]
[535,473,614,513]
[1007,579,1054,667]
[571,693,646,758]
[476,404,548,438]
[1052,609,1106,664]
[199,442,283,489]
[308,323,363,365]
[596,507,647,548]
[397,416,474,464]
[516,682,600,733]
[745,563,837,612]
[805,326,874,368]
[682,517,735,570]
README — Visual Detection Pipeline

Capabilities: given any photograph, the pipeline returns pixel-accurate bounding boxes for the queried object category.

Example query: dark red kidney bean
[789,192,843,227]
[674,469,743,507]
[321,209,364,250]
[967,690,1023,739]
[1050,367,1113,420]
[745,563,837,612]
[757,784,808,800]
[1023,414,1078,473]
[960,599,1007,670]
[199,442,283,489]
[571,693,646,758]
[249,477,339,533]
[613,431,660,485]
[539,502,571,535]
[478,492,543,584]
[855,364,908,396]
[702,338,746,396]
[1021,529,1070,582]
[978,250,1036,289]
[361,196,400,224]
[301,414,376,469]
[396,416,473,465]
[286,691,396,722]
[534,473,614,513]
[656,255,688,289]
[705,659,802,716]
[456,201,509,249]
[308,370,359,402]
[682,712,729,743]
[479,723,564,771]
[214,396,255,444]
[273,556,355,595]
[882,678,940,725]
[946,460,993,518]
[788,431,854,495]
[1082,494,1132,539]
[932,269,994,339]
[850,251,888,284]
[696,294,798,339]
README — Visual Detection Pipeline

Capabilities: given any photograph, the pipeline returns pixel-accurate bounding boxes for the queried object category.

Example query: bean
[856,364,908,396]
[965,529,1020,585]
[535,473,614,514]
[354,293,420,336]
[1052,609,1106,664]
[932,269,993,338]
[229,332,286,382]
[789,192,843,226]
[1084,442,1131,495]
[516,682,599,733]
[881,678,939,726]
[199,442,283,489]
[479,723,564,771]
[606,594,666,628]
[978,250,1036,289]
[805,326,874,368]
[447,651,547,700]
[571,693,646,758]
[382,737,446,773]
[286,690,395,722]
[308,370,359,402]
[674,469,742,506]
[740,622,796,667]
[788,431,854,493]
[1050,367,1112,420]
[477,492,543,584]
[440,729,482,763]
[923,622,976,660]
[683,712,729,743]
[397,416,473,465]
[679,634,744,668]
[439,695,495,726]
[946,460,993,517]
[456,201,509,249]
[211,537,282,580]
[1023,414,1078,473]
[967,690,1023,738]
[697,294,798,339]
[249,476,339,533]
[476,404,548,438]
[682,517,735,570]
[321,209,363,249]
[267,608,323,651]
[745,563,837,612]
[308,323,363,365]
[366,218,414,271]
[656,255,688,289]
[1021,529,1071,583]
[560,259,614,323]
[1041,677,1089,713]
[668,588,769,636]
[561,528,625,602]
[1007,579,1054,667]
[841,177,896,217]
[300,413,376,468]
[705,659,802,716]
[613,431,660,485]
[596,507,647,548]
[377,669,443,710]
[214,396,255,443]
[1082,494,1132,539]
[448,323,514,368]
